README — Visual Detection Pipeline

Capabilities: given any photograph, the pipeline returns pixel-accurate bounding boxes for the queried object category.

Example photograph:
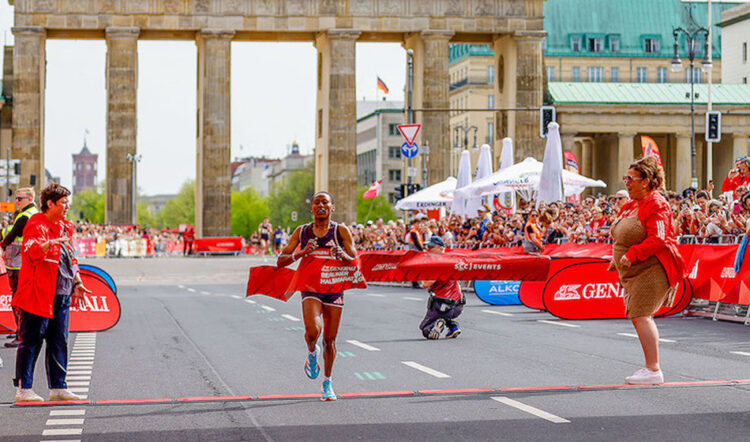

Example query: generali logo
[554,283,625,301]
[0,294,11,312]
[71,294,112,313]
[720,267,737,279]
[372,262,398,271]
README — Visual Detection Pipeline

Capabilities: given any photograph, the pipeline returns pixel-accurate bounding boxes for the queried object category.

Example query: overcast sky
[0,3,405,195]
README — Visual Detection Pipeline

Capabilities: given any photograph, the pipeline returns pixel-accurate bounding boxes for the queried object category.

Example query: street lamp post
[671,26,712,189]
[125,153,142,225]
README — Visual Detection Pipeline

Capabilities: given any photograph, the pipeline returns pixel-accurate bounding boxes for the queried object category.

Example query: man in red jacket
[11,184,91,402]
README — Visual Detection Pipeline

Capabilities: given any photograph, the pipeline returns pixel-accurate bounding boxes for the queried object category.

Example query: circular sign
[401,142,419,159]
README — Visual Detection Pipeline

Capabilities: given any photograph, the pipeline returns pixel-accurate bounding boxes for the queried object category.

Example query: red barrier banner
[358,250,550,282]
[74,238,97,257]
[519,258,608,310]
[0,267,121,333]
[194,237,243,253]
[247,251,367,300]
[541,261,692,320]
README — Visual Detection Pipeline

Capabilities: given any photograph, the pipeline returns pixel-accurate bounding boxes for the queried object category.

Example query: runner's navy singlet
[300,222,345,306]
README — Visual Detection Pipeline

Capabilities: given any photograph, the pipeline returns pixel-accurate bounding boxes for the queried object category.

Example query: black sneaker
[4,339,19,348]
[427,319,446,340]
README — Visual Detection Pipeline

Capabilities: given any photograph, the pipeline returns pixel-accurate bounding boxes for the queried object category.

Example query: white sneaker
[625,368,664,385]
[15,388,44,402]
[49,388,82,401]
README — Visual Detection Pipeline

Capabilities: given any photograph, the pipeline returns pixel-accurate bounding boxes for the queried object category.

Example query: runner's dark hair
[312,191,334,204]
[41,183,71,213]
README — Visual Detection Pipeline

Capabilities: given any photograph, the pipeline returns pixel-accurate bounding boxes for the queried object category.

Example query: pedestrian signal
[540,106,556,138]
[705,111,721,143]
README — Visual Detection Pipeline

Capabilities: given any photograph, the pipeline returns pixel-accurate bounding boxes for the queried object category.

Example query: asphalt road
[1,256,749,441]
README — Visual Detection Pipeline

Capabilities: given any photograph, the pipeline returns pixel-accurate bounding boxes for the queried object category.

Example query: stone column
[196,29,234,237]
[421,31,452,185]
[732,134,748,163]
[581,138,593,178]
[514,31,547,160]
[315,29,359,225]
[105,27,139,224]
[11,26,46,193]
[675,134,692,192]
[617,132,636,190]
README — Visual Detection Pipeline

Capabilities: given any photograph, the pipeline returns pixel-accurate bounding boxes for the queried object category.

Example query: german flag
[376,76,389,94]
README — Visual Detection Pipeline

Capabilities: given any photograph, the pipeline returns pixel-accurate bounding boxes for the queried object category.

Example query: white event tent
[395,177,456,211]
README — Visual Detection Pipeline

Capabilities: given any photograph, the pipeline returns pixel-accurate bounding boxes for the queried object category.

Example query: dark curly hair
[629,156,665,191]
[40,183,71,213]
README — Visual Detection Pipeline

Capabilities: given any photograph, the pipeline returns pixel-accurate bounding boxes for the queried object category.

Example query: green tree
[157,180,195,228]
[70,186,105,223]
[357,186,398,224]
[137,202,159,228]
[231,187,270,238]
[267,162,315,229]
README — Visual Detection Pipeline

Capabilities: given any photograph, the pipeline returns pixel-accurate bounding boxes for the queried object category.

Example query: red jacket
[721,174,750,197]
[621,191,685,287]
[12,213,77,318]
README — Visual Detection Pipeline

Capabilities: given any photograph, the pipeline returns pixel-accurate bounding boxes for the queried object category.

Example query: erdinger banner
[359,250,550,282]
[247,250,367,301]
[0,265,121,333]
[542,261,692,320]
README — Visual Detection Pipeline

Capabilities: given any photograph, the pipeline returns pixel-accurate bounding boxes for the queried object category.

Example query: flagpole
[365,198,376,222]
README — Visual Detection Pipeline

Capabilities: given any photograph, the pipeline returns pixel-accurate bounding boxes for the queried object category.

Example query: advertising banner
[194,237,243,254]
[519,258,608,310]
[541,261,692,320]
[474,280,521,305]
[0,265,120,333]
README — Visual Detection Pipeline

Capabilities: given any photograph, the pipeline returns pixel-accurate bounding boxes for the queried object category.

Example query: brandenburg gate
[10,0,545,235]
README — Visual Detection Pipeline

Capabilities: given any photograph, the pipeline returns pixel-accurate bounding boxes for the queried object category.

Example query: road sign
[397,124,421,146]
[291,211,298,222]
[401,142,419,159]
[407,167,418,177]
[0,160,20,175]
[0,202,15,212]
[0,177,20,186]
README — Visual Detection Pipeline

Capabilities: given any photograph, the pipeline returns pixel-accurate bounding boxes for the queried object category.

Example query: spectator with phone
[722,157,750,199]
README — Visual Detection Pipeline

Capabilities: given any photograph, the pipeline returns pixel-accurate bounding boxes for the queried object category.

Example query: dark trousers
[13,295,71,389]
[183,240,193,256]
[419,299,463,338]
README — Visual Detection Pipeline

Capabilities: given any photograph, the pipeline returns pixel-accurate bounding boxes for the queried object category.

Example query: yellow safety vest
[6,204,39,270]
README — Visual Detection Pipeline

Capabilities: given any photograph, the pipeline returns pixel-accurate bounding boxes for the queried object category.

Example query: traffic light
[540,105,556,138]
[406,183,422,195]
[705,111,721,143]
[393,184,404,201]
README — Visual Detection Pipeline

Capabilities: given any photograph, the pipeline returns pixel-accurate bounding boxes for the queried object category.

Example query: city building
[231,157,280,198]
[449,0,740,173]
[140,194,176,214]
[72,139,98,194]
[718,2,750,83]
[356,100,405,205]
[266,141,313,195]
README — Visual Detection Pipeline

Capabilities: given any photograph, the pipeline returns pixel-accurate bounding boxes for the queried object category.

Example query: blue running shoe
[446,325,461,339]
[321,379,337,401]
[304,344,321,379]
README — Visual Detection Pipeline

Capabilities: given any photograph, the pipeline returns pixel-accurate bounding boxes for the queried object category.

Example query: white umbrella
[496,138,516,212]
[537,122,564,206]
[450,150,472,217]
[466,144,493,217]
[455,157,606,201]
[395,177,456,211]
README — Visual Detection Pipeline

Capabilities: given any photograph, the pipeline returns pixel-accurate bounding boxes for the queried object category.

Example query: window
[610,66,619,82]
[743,42,747,63]
[609,36,620,53]
[388,146,401,159]
[571,36,581,52]
[685,68,703,83]
[487,122,494,144]
[388,123,399,136]
[636,67,647,83]
[487,65,495,85]
[572,66,581,82]
[644,38,660,54]
[546,66,555,82]
[588,38,604,53]
[587,66,604,82]
[487,94,494,109]
[388,169,402,181]
[657,67,668,83]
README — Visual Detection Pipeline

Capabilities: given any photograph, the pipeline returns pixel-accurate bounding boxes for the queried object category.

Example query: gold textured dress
[610,207,673,318]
